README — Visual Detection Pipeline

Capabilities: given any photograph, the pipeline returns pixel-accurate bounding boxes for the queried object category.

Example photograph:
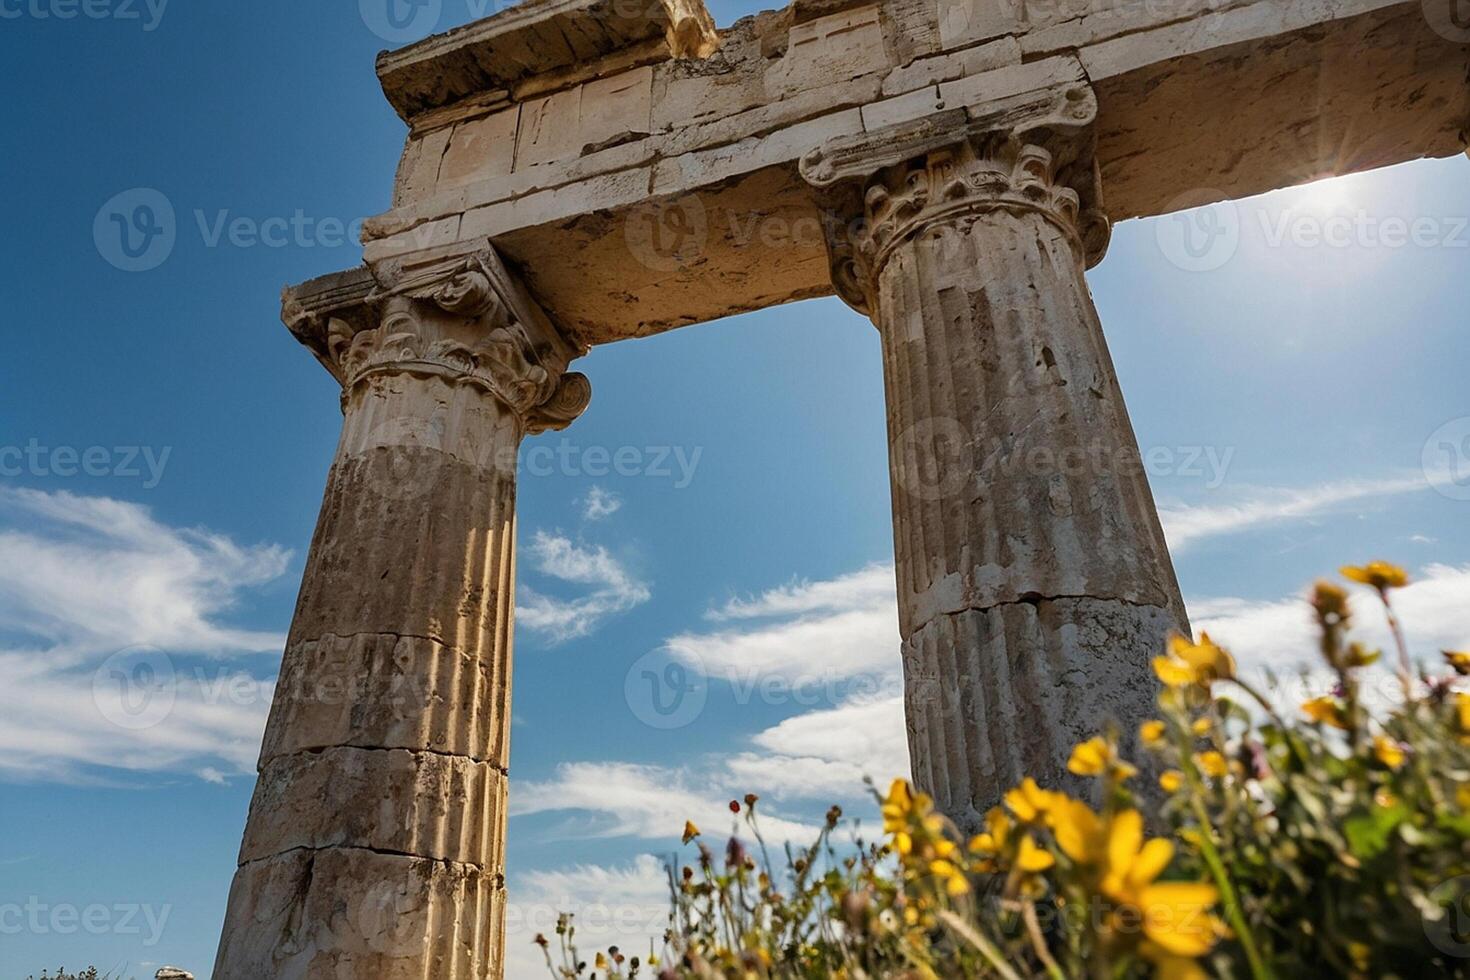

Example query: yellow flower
[1100,810,1224,962]
[881,778,915,833]
[969,808,1010,856]
[1139,942,1210,980]
[1190,717,1212,736]
[1049,797,1105,864]
[1444,650,1470,676]
[1140,720,1167,747]
[1068,736,1137,779]
[928,859,970,896]
[1155,633,1236,688]
[682,820,701,844]
[1345,643,1381,667]
[1004,777,1059,823]
[1159,770,1184,794]
[1373,735,1405,770]
[1069,737,1110,776]
[1311,582,1351,622]
[1457,693,1470,742]
[1195,751,1228,779]
[1302,696,1350,730]
[1342,561,1409,592]
[1016,836,1055,873]
[595,952,609,970]
[1457,784,1470,809]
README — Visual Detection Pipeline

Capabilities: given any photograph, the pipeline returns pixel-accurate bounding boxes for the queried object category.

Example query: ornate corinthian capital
[800,83,1110,316]
[283,243,591,434]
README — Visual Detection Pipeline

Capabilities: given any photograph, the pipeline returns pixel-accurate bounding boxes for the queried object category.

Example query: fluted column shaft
[809,124,1187,832]
[215,249,589,979]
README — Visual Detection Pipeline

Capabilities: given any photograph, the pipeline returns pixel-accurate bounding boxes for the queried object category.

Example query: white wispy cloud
[504,855,670,979]
[728,694,910,801]
[667,564,899,685]
[1188,562,1470,708]
[512,761,817,845]
[581,485,624,522]
[0,488,289,782]
[518,531,651,643]
[707,564,896,622]
[1158,474,1428,551]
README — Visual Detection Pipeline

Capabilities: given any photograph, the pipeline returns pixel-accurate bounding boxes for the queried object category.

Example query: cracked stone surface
[847,136,1188,823]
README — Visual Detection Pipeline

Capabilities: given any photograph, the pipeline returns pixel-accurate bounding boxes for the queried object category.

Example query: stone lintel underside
[338,0,1467,347]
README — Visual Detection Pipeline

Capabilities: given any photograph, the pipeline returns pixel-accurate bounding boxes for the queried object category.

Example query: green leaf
[1344,802,1407,859]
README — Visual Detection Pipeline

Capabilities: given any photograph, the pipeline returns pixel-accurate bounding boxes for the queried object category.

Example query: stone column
[214,246,589,979]
[804,91,1187,832]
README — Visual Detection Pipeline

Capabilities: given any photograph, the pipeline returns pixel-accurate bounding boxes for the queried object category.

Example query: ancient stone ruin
[213,0,1468,975]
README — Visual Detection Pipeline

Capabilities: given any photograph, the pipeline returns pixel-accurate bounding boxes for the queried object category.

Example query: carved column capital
[800,83,1111,317]
[283,244,592,435]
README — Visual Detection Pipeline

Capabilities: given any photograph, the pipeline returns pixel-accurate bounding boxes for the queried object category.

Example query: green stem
[1189,792,1273,980]
[935,909,1025,980]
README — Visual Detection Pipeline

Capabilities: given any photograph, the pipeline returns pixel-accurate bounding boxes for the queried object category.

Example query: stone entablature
[357,0,1466,343]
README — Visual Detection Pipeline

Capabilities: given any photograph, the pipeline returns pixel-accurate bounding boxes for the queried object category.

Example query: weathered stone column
[804,90,1187,831]
[214,246,589,979]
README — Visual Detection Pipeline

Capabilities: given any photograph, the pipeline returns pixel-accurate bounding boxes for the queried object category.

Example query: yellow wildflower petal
[1153,656,1193,687]
[1195,751,1228,779]
[1127,837,1176,892]
[681,820,700,844]
[1138,941,1209,980]
[1102,810,1145,898]
[946,873,971,896]
[1138,883,1222,957]
[1050,798,1103,864]
[1068,737,1109,776]
[1445,651,1470,676]
[1341,561,1408,591]
[1159,770,1184,793]
[1017,837,1055,873]
[1301,696,1349,730]
[1373,735,1405,770]
[1190,717,1212,736]
[1140,720,1166,747]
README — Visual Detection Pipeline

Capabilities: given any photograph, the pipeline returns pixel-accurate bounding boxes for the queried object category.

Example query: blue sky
[2,2,1469,976]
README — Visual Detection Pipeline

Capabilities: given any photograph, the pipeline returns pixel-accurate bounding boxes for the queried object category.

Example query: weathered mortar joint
[800,81,1110,317]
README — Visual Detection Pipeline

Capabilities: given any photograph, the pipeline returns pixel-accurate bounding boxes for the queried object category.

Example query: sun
[1293,173,1357,212]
